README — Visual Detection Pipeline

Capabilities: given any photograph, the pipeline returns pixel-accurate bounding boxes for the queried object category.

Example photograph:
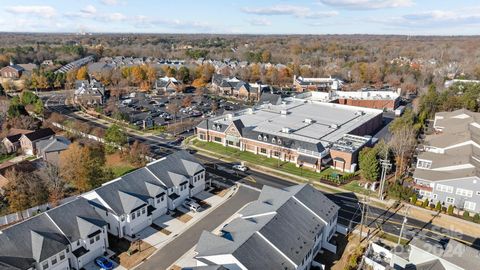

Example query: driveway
[135,186,259,270]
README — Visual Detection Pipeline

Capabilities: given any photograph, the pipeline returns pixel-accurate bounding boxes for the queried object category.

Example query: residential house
[412,109,480,213]
[363,238,480,270]
[74,79,106,105]
[293,75,343,92]
[211,74,269,101]
[0,197,109,270]
[36,136,71,165]
[2,128,33,153]
[0,64,24,79]
[19,128,56,155]
[155,76,182,95]
[82,150,206,238]
[192,184,342,270]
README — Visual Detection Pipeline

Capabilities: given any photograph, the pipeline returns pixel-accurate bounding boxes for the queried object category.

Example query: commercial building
[196,97,382,172]
[293,75,344,92]
[413,109,480,213]
[193,184,342,270]
[297,87,401,111]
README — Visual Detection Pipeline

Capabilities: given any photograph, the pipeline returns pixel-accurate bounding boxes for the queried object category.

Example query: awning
[297,155,318,165]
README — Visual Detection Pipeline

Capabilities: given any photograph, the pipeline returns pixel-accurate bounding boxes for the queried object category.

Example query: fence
[0,195,77,227]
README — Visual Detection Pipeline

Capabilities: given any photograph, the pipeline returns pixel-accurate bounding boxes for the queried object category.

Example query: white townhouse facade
[82,150,206,238]
[0,198,109,270]
[413,109,480,213]
[192,184,344,270]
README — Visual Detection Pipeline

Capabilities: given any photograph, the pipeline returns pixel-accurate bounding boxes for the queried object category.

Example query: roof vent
[355,111,365,116]
[280,110,288,115]
[330,124,339,129]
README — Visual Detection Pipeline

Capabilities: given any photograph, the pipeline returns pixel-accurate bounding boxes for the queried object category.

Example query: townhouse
[155,76,182,95]
[0,197,109,270]
[196,97,382,173]
[363,237,479,270]
[192,184,342,270]
[413,109,480,213]
[82,150,206,238]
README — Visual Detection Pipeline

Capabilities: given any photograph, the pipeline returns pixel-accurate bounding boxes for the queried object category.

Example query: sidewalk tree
[104,124,127,153]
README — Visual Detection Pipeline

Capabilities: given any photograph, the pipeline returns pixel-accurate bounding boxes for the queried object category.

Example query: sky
[1,0,480,35]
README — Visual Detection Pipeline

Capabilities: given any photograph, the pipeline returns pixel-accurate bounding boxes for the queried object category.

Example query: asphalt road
[195,153,480,250]
[136,186,259,270]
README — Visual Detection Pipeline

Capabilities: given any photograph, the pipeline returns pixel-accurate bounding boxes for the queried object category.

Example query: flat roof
[211,98,382,146]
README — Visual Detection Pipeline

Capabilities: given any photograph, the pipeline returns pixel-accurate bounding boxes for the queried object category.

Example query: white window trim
[446,197,455,204]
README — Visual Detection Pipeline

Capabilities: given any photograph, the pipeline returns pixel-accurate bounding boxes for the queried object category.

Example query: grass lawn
[193,140,337,181]
[0,154,16,163]
[106,153,138,178]
[111,165,136,178]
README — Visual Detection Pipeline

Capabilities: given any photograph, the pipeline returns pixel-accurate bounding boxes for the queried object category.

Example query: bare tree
[45,163,66,207]
[389,125,417,182]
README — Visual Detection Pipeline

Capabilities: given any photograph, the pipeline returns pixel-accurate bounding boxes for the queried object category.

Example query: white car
[233,164,248,172]
[183,198,200,212]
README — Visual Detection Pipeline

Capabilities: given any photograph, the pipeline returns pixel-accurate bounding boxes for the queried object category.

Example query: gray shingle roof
[195,184,339,269]
[36,136,70,154]
[46,197,106,243]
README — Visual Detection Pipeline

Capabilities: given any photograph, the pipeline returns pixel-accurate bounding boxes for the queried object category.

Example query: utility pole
[359,194,369,242]
[398,206,410,246]
[379,147,392,200]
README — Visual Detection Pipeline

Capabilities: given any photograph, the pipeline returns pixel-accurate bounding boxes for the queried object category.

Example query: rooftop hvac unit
[304,118,314,124]
[282,127,292,133]
[330,124,339,129]
[355,111,365,116]
[246,108,253,114]
[226,113,233,119]
[281,110,288,115]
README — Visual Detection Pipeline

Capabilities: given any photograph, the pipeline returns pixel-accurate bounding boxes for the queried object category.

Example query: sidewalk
[189,142,395,208]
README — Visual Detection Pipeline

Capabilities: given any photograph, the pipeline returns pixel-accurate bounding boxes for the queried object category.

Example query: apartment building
[413,109,480,213]
[0,197,109,270]
[192,184,342,270]
[83,150,206,238]
[196,97,382,173]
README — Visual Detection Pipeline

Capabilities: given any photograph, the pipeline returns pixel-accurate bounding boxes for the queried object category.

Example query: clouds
[101,0,120,5]
[317,0,413,9]
[5,5,56,18]
[81,5,97,15]
[247,18,272,26]
[242,4,338,19]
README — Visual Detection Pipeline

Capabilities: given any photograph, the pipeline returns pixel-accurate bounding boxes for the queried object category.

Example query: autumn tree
[182,95,193,108]
[45,163,66,207]
[4,169,48,216]
[125,141,150,167]
[76,66,89,80]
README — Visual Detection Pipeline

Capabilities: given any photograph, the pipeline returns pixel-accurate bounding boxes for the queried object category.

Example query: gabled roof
[22,128,55,142]
[195,184,339,269]
[36,136,71,153]
[0,213,68,269]
[46,197,106,243]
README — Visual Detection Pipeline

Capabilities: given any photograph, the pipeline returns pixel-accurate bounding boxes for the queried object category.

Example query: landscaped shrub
[429,203,436,209]
[463,210,471,218]
[422,200,429,208]
[441,206,447,213]
[435,201,441,211]
[411,194,417,205]
[447,205,454,215]
[474,213,480,223]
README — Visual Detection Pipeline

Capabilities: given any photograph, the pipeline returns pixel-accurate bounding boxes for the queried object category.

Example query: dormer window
[272,138,276,144]
[258,135,262,140]
[263,135,268,142]
[277,139,282,145]
[417,160,432,169]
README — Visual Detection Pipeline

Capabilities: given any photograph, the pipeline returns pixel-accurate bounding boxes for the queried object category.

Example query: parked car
[95,257,113,270]
[233,164,248,172]
[183,198,200,212]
